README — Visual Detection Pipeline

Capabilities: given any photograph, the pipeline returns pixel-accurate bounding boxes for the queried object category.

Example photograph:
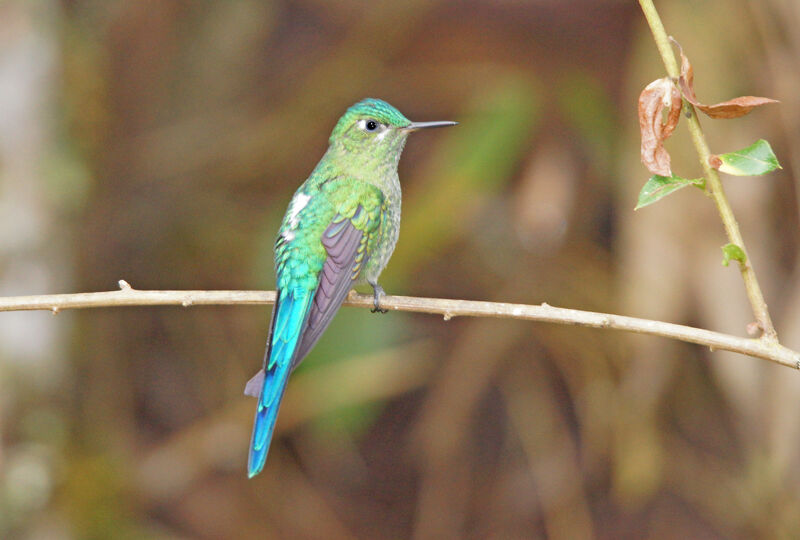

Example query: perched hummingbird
[244,98,456,477]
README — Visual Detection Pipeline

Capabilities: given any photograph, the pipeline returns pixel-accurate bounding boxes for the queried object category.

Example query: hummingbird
[244,98,456,477]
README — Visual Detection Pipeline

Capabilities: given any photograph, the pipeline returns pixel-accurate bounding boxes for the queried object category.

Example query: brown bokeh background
[1,1,799,538]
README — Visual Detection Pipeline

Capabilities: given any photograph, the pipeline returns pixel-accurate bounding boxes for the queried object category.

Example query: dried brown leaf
[673,37,778,119]
[639,77,681,176]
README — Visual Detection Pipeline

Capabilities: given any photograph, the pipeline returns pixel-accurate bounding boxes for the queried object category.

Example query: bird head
[328,98,456,167]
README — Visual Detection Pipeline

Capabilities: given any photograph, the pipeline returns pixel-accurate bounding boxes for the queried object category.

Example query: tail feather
[248,367,290,478]
[247,290,313,478]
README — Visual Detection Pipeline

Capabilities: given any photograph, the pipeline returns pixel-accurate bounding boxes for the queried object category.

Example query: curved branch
[1,280,797,370]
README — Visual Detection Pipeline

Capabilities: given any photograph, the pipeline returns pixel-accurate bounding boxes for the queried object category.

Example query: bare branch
[1,282,797,370]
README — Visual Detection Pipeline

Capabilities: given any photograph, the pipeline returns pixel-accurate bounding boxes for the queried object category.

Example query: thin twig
[639,0,778,341]
[1,281,797,370]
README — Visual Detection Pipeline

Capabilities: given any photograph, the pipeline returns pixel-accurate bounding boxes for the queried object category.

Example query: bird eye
[365,120,378,131]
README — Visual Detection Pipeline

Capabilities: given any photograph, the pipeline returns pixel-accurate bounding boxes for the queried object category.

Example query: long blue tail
[248,289,313,478]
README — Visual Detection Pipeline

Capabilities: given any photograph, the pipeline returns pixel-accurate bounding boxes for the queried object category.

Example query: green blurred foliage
[0,0,798,539]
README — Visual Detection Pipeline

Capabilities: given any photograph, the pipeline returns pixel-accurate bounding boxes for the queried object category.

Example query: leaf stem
[638,0,777,341]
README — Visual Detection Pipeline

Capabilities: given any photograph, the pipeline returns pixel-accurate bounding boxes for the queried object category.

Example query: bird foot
[370,282,388,314]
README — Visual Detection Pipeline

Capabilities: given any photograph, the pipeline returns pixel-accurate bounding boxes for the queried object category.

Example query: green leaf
[721,243,747,267]
[635,174,704,210]
[713,139,781,176]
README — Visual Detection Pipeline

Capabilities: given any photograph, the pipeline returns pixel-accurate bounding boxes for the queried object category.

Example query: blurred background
[1,0,799,538]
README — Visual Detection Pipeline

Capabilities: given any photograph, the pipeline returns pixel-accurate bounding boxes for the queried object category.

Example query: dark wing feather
[290,208,365,370]
[243,289,280,397]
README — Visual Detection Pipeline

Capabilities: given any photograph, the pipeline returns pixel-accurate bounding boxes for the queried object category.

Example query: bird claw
[370,282,388,314]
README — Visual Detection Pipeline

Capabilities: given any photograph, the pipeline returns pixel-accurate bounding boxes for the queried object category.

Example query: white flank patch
[282,230,295,242]
[287,193,311,228]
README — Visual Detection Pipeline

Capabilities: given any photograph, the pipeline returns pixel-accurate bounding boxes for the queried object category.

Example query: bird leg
[368,280,388,314]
